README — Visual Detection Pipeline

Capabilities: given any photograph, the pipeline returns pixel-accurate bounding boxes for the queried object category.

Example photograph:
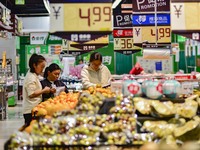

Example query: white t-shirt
[81,64,111,89]
[22,71,42,114]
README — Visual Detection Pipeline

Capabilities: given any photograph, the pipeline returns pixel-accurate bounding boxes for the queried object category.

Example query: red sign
[113,29,133,37]
[174,75,196,80]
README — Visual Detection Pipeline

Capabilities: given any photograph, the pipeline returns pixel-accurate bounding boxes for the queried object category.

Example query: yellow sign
[114,38,141,50]
[50,3,112,32]
[133,26,171,44]
[171,2,200,30]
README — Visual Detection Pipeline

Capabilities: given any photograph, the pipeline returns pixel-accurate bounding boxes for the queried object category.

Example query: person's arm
[129,67,135,74]
[81,67,96,89]
[29,86,51,98]
[101,66,112,87]
[26,79,51,99]
[140,67,145,75]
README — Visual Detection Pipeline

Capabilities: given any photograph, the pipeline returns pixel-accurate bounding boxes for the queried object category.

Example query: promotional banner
[132,14,170,26]
[132,0,171,45]
[113,29,133,37]
[132,0,170,12]
[50,3,112,32]
[113,13,133,28]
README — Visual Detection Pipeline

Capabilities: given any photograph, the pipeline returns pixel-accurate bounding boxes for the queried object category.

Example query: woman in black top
[40,63,68,101]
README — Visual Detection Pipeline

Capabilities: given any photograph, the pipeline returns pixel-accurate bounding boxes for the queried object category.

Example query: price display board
[133,26,171,44]
[132,0,171,45]
[50,3,112,32]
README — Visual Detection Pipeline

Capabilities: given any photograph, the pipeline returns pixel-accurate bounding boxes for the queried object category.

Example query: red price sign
[133,26,171,44]
[63,3,112,31]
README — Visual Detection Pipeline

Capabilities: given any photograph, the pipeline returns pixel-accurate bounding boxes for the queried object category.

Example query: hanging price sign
[133,26,171,44]
[50,3,112,32]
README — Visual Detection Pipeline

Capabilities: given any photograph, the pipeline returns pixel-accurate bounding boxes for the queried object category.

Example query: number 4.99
[79,7,111,26]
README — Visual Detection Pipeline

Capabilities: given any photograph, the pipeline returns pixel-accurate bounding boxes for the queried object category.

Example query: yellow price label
[50,3,112,32]
[114,38,141,50]
[133,26,171,44]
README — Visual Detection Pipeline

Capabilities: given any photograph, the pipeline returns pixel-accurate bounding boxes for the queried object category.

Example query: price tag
[133,26,171,44]
[114,38,141,50]
[50,3,112,32]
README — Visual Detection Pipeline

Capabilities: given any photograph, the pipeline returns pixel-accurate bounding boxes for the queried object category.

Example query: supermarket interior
[0,0,200,150]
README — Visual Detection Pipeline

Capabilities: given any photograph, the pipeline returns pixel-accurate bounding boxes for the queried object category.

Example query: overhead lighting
[43,0,51,14]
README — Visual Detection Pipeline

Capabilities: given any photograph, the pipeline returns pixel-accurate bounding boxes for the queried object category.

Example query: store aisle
[0,101,24,149]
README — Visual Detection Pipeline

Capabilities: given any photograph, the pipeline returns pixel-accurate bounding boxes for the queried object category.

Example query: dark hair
[29,53,46,73]
[89,52,102,62]
[43,63,61,78]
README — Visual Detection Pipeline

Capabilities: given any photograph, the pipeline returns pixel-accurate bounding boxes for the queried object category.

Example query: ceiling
[1,0,49,17]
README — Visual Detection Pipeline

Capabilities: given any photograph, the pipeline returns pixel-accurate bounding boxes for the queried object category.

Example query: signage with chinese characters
[113,13,133,28]
[133,26,171,44]
[26,45,49,54]
[30,32,49,45]
[132,0,170,12]
[113,29,133,37]
[69,35,109,51]
[52,31,111,43]
[132,14,170,26]
[132,0,171,45]
[50,3,112,32]
[70,44,108,51]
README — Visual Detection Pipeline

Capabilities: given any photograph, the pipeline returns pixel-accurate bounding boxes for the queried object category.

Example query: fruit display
[141,116,200,142]
[32,92,79,117]
[77,91,105,114]
[84,85,116,98]
[133,97,199,119]
[6,76,200,149]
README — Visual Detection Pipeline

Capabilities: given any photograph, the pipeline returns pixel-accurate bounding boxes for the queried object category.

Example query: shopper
[81,52,112,89]
[23,54,51,126]
[40,63,68,101]
[129,62,145,75]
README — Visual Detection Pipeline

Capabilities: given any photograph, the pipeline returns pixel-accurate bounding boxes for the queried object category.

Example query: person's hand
[43,86,51,93]
[50,88,56,93]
